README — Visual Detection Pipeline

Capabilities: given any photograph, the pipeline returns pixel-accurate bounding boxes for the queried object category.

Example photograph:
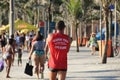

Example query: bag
[95,47,99,51]
[95,42,99,51]
[24,60,33,76]
[0,59,4,72]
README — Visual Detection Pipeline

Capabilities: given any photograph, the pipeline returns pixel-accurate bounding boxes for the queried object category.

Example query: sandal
[6,76,11,78]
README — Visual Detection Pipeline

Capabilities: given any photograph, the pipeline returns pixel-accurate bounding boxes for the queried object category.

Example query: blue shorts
[33,50,44,57]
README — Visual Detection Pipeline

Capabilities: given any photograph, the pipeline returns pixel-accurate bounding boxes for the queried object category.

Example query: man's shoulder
[47,33,53,39]
[47,33,54,42]
[48,33,53,37]
[47,33,70,40]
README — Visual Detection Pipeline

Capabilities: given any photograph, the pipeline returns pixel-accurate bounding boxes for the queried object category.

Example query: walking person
[15,32,22,66]
[3,39,14,78]
[17,34,24,66]
[29,31,45,79]
[28,34,33,52]
[45,21,71,80]
[0,33,7,55]
[9,34,16,66]
[25,32,29,52]
[89,32,97,55]
[20,33,25,51]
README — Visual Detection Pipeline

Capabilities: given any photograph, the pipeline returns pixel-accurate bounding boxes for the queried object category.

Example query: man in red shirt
[45,21,71,80]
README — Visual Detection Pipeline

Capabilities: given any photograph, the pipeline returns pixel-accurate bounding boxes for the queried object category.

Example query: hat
[91,32,96,35]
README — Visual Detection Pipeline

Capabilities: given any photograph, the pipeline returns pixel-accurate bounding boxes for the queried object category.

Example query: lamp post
[109,4,114,57]
[9,0,14,37]
[109,4,114,39]
[114,0,117,52]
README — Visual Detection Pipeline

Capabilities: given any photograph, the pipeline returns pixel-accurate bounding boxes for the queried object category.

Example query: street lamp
[109,4,114,39]
[114,0,117,53]
[109,4,114,57]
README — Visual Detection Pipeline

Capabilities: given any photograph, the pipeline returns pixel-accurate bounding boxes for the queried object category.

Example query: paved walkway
[0,46,120,80]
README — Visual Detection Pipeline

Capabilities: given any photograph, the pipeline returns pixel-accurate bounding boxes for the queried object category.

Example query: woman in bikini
[29,31,45,79]
[3,39,14,78]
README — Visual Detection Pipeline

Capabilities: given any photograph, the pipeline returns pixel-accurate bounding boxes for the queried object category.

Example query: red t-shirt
[48,33,70,69]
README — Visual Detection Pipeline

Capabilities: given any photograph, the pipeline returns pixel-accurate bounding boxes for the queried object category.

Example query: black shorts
[48,67,67,72]
[1,42,6,47]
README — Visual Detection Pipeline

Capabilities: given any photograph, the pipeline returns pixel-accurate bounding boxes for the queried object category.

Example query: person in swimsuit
[0,33,7,54]
[45,21,71,80]
[3,39,14,78]
[9,34,16,66]
[25,32,29,52]
[29,31,45,79]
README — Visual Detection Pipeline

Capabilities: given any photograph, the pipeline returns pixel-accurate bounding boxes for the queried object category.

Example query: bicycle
[113,42,120,57]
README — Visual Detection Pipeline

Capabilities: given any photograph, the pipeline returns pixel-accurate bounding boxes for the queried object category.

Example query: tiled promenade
[0,46,120,80]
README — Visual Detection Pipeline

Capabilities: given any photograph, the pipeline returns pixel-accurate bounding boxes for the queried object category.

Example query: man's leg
[58,71,67,80]
[49,71,57,80]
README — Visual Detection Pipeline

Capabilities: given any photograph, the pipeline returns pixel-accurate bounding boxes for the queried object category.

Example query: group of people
[0,20,71,80]
[0,30,36,78]
[29,20,71,80]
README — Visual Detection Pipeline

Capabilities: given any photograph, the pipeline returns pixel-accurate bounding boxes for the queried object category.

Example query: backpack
[0,59,4,72]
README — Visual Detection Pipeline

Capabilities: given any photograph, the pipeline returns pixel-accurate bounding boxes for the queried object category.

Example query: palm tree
[101,0,115,63]
[0,0,9,25]
[116,0,120,14]
[15,0,29,19]
[25,0,45,26]
[0,0,33,26]
[50,0,63,21]
[81,0,96,46]
[63,0,82,52]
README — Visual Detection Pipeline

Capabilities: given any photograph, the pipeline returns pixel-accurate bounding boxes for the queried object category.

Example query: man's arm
[67,37,71,53]
[44,34,52,59]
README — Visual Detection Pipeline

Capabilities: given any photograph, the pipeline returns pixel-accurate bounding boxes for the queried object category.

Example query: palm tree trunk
[75,22,79,52]
[80,22,83,46]
[102,10,109,63]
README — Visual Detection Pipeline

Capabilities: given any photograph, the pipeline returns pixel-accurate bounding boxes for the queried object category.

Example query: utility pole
[100,0,102,56]
[114,0,117,50]
[9,0,14,37]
